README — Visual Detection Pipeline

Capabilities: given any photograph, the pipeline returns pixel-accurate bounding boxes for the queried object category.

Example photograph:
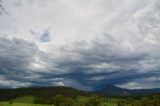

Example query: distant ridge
[0,86,92,101]
[0,85,160,101]
[95,84,160,96]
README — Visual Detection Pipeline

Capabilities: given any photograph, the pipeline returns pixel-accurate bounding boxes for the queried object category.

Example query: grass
[103,97,123,103]
[102,102,118,106]
[76,96,120,106]
[0,96,52,106]
[102,98,120,106]
[0,101,118,106]
[0,96,122,106]
[101,97,124,106]
[14,95,36,103]
[0,102,52,106]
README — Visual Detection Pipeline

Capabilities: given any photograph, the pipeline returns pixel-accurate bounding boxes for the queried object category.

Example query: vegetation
[0,86,160,106]
[0,94,160,106]
[118,95,160,106]
[14,95,36,103]
[0,102,51,106]
[35,95,102,106]
[0,86,92,101]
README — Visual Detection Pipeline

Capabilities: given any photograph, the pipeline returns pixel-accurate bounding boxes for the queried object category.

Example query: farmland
[0,95,120,106]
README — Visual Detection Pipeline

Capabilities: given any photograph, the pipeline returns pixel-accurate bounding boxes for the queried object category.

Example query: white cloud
[118,81,160,90]
[0,79,32,88]
[0,0,160,89]
[56,82,65,86]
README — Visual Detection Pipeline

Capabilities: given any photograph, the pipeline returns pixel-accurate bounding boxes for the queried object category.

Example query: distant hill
[95,84,160,97]
[0,86,92,101]
[97,84,131,96]
[1,85,160,101]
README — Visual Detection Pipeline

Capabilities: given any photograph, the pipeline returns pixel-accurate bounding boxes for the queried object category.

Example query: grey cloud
[0,0,160,90]
[0,37,39,86]
[0,32,160,90]
[0,37,93,90]
[48,33,160,89]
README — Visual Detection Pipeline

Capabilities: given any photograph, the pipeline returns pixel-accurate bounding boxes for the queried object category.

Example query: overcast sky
[0,0,160,90]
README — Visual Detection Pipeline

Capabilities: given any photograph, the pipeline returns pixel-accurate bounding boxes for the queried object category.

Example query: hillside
[0,86,92,101]
[1,85,160,101]
[96,84,160,97]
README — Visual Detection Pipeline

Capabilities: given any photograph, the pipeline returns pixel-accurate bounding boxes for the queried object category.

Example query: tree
[64,98,75,106]
[51,95,78,106]
[117,101,125,106]
[125,98,134,106]
[140,97,150,106]
[86,96,101,106]
[9,99,13,106]
[151,95,160,106]
[34,98,51,104]
[52,95,65,106]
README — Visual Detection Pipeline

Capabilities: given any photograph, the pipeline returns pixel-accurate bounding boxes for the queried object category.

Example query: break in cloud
[0,0,160,90]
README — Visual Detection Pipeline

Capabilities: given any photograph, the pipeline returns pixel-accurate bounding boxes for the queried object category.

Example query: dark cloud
[0,34,160,90]
[0,38,37,73]
[0,0,5,15]
[0,0,160,90]
[48,34,160,90]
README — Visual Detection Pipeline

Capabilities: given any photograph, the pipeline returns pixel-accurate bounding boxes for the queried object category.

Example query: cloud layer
[0,0,160,90]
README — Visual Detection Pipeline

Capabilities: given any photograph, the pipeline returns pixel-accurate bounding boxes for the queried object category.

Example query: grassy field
[0,102,51,106]
[0,96,120,106]
[0,102,118,106]
[76,96,119,106]
[14,95,36,104]
[102,98,121,106]
[102,102,117,106]
[0,96,52,106]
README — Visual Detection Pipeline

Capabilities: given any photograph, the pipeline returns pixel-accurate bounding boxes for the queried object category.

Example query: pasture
[0,96,121,106]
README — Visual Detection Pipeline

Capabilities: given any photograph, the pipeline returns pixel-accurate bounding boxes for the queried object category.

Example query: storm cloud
[0,0,160,90]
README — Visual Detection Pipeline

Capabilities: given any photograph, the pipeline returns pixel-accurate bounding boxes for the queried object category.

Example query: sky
[0,0,160,90]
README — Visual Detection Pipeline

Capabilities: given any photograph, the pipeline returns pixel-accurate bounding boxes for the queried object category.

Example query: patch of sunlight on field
[0,102,52,106]
[14,95,36,103]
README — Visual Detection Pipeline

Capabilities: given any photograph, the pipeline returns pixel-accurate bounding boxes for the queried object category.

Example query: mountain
[0,85,160,101]
[96,84,160,97]
[94,84,131,96]
[0,86,93,101]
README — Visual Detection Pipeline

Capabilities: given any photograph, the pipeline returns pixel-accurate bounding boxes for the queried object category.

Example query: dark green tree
[151,95,160,106]
[52,95,65,106]
[86,96,101,106]
[9,99,13,106]
[140,97,150,106]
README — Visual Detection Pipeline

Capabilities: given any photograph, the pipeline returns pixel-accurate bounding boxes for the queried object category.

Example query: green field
[0,102,118,106]
[0,102,51,106]
[14,95,36,104]
[0,96,120,106]
[0,96,52,106]
[102,103,117,106]
[102,98,121,106]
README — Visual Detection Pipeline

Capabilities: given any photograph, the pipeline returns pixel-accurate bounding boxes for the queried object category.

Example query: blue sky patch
[40,30,50,43]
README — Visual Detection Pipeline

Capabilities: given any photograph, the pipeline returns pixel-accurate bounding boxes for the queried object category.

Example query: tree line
[118,95,160,106]
[34,95,102,106]
[0,86,92,101]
